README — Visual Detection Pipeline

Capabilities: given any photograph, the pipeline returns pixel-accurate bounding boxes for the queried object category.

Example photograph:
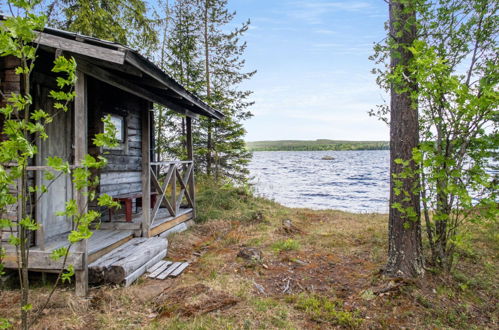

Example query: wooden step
[146,260,189,279]
[89,237,168,285]
[123,250,167,286]
[88,230,134,263]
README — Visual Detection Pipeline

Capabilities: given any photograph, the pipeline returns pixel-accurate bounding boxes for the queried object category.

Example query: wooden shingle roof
[36,26,223,120]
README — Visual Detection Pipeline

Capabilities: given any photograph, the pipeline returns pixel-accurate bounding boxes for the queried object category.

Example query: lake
[248,150,390,213]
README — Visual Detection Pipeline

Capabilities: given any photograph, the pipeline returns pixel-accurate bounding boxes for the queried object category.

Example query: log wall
[87,77,148,202]
[0,56,21,243]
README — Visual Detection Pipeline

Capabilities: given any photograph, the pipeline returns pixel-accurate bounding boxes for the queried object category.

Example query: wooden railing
[149,161,195,224]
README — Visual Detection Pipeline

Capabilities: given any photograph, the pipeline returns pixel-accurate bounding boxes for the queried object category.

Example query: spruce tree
[155,0,204,161]
[155,0,255,182]
[49,0,158,54]
[198,0,255,182]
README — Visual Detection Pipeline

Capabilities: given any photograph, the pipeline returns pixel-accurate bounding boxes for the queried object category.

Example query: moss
[249,298,295,328]
[290,294,362,328]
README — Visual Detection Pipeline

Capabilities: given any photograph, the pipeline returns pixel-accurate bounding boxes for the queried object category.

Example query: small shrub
[271,239,300,253]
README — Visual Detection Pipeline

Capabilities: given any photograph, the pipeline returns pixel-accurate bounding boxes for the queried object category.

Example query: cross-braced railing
[150,161,194,224]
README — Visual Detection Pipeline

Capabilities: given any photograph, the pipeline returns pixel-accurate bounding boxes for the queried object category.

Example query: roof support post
[141,102,151,237]
[74,70,88,297]
[186,116,196,219]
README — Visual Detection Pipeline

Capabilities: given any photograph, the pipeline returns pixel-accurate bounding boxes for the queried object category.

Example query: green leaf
[0,219,13,229]
[97,194,120,208]
[50,247,69,261]
[0,318,11,329]
[30,109,49,121]
[47,156,70,173]
[43,171,56,181]
[19,216,39,231]
[56,199,78,217]
[62,264,74,283]
[21,304,33,312]
[8,235,20,246]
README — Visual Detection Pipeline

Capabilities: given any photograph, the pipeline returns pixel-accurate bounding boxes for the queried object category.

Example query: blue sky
[226,0,389,141]
[1,0,389,141]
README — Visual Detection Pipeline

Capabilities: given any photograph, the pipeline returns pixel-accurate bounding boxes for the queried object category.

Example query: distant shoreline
[246,139,389,152]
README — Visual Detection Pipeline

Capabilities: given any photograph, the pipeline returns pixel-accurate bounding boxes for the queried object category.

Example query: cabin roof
[35,25,224,120]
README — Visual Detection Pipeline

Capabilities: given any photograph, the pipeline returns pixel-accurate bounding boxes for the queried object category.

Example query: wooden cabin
[0,26,223,295]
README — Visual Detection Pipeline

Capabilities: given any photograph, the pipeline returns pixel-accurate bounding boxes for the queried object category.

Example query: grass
[271,239,300,253]
[289,294,362,328]
[0,182,497,329]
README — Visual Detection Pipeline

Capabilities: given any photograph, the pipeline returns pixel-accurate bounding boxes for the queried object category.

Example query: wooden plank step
[147,260,167,273]
[124,250,167,287]
[89,237,168,284]
[170,262,189,277]
[148,261,172,278]
[156,262,182,280]
[90,238,148,268]
[88,230,134,263]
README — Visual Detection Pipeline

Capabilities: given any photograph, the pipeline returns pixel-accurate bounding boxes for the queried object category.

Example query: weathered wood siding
[0,56,21,243]
[0,56,21,103]
[36,85,74,241]
[87,77,147,200]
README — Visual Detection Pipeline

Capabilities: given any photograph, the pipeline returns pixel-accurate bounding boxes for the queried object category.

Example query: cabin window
[106,114,125,143]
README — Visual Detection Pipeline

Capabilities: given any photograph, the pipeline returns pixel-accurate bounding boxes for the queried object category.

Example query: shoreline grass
[0,184,497,329]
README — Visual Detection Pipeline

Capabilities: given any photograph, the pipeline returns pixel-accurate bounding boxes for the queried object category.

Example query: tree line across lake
[246,140,390,152]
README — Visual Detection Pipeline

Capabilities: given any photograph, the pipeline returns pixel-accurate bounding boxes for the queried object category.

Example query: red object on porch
[109,192,158,222]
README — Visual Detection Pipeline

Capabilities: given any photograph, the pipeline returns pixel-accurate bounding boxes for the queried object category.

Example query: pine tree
[49,0,158,54]
[373,0,425,277]
[155,0,255,182]
[198,0,255,182]
[155,0,204,161]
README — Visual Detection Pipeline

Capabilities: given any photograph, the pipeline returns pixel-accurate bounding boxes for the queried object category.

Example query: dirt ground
[0,197,497,329]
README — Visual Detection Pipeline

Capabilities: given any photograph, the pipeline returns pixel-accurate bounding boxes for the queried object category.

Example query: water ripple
[248,150,390,213]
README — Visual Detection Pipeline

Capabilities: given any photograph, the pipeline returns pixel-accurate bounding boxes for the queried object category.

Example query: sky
[226,0,390,141]
[0,0,390,142]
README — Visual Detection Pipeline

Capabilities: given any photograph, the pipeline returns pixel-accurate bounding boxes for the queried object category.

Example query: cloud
[248,75,383,117]
[314,29,338,35]
[243,69,389,140]
[287,1,373,25]
[307,41,376,56]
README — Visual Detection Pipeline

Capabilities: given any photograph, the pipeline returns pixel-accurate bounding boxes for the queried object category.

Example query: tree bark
[384,0,424,278]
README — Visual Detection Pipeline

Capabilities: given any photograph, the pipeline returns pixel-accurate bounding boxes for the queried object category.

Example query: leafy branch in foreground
[0,1,120,328]
[371,0,498,272]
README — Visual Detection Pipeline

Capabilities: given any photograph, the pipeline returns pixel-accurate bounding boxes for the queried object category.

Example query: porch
[98,160,197,238]
[0,25,223,296]
[2,157,195,285]
[3,229,169,285]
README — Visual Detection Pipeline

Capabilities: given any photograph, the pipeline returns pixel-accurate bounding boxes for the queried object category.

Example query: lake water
[248,150,390,213]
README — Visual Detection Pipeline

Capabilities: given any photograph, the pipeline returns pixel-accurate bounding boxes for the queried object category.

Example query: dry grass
[0,186,497,329]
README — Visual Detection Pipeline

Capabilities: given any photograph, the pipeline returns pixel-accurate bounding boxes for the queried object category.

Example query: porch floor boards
[151,207,192,230]
[3,208,193,272]
[25,229,133,259]
[3,229,134,271]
